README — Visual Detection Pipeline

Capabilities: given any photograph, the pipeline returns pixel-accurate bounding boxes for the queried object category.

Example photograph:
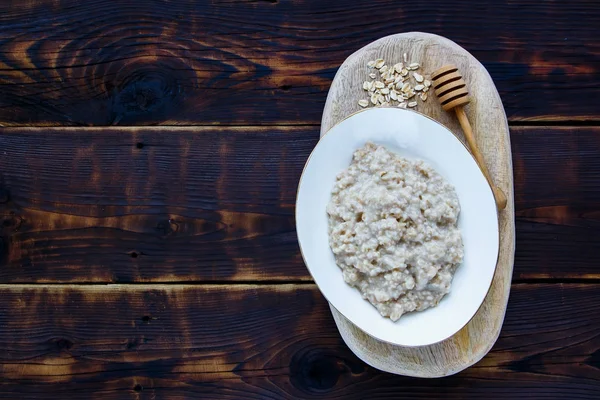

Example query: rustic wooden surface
[0,0,599,398]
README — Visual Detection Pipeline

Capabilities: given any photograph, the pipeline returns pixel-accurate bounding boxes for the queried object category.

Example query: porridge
[326,143,464,321]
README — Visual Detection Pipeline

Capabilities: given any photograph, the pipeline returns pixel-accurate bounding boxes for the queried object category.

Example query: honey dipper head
[431,65,470,111]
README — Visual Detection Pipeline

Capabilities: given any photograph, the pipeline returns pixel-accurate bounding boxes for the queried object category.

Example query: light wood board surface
[321,32,516,377]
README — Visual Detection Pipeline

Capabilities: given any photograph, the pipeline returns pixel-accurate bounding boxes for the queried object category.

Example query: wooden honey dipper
[431,65,507,210]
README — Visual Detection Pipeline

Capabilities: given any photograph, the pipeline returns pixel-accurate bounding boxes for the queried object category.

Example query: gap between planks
[1,122,600,131]
[0,283,317,291]
[0,281,597,289]
[2,279,600,287]
[0,281,315,288]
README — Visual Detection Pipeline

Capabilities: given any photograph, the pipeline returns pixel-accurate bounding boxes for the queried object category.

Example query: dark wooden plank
[0,0,598,126]
[0,284,597,399]
[0,127,316,282]
[512,127,600,280]
[0,126,598,282]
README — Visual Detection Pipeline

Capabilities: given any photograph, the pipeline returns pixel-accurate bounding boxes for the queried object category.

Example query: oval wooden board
[320,32,515,377]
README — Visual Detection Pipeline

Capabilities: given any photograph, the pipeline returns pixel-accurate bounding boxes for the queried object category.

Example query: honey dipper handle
[455,107,508,210]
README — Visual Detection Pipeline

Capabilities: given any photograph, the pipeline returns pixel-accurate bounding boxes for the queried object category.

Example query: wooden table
[0,1,598,398]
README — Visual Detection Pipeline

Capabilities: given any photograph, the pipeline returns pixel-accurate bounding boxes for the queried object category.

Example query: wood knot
[109,59,196,123]
[2,216,14,228]
[117,83,160,113]
[0,188,9,204]
[1,213,22,232]
[587,348,600,368]
[155,218,178,236]
[126,337,140,349]
[290,349,361,392]
[53,338,74,351]
[141,315,154,323]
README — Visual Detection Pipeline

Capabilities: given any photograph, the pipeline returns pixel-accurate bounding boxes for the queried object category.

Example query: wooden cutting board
[321,32,515,377]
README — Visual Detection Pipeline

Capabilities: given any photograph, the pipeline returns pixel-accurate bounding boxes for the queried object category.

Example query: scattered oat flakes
[362,56,429,109]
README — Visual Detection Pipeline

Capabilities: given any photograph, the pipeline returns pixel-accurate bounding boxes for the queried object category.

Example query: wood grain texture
[0,126,598,282]
[0,0,598,126]
[0,127,314,282]
[321,32,515,377]
[513,127,600,280]
[0,284,597,399]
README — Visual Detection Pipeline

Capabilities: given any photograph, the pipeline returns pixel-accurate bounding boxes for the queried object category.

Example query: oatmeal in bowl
[327,143,464,321]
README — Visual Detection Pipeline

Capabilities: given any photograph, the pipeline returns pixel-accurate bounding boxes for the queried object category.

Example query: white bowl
[296,107,499,347]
